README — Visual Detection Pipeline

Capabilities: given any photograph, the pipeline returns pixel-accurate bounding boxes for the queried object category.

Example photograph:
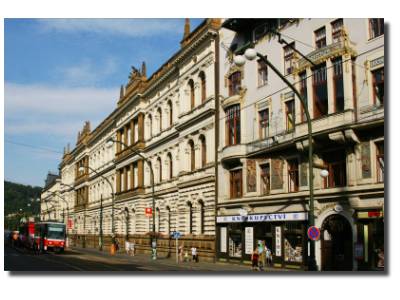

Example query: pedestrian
[251,248,259,271]
[115,239,119,252]
[130,240,135,256]
[258,241,265,271]
[125,240,130,255]
[178,244,184,262]
[184,250,189,262]
[191,246,198,262]
[266,245,273,267]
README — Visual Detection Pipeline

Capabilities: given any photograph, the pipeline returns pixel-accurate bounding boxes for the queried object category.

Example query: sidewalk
[69,246,294,272]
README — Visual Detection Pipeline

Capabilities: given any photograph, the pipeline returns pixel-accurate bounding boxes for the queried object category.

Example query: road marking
[34,254,85,271]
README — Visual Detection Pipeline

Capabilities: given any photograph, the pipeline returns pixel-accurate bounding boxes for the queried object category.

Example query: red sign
[307,226,320,241]
[67,219,73,229]
[145,208,153,217]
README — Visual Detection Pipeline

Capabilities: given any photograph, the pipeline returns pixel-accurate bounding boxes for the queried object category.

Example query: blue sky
[4,18,203,187]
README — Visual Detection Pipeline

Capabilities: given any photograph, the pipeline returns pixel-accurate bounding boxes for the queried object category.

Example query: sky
[4,18,203,187]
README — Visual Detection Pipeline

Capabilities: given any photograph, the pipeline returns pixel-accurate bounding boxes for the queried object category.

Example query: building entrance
[321,214,353,271]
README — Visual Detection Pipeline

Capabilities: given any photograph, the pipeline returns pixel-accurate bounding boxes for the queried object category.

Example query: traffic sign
[171,231,181,239]
[307,226,320,241]
[145,207,152,217]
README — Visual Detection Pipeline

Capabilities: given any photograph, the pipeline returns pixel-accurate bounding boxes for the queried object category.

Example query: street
[5,245,285,272]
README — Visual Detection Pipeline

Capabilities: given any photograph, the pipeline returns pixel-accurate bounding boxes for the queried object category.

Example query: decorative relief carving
[247,160,257,193]
[360,142,372,178]
[271,158,283,190]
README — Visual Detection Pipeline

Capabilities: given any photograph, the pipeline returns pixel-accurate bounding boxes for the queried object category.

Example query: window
[189,80,195,110]
[333,57,344,112]
[228,71,241,96]
[157,157,162,183]
[133,163,138,188]
[323,150,347,188]
[287,159,299,192]
[284,43,295,75]
[157,108,162,133]
[167,153,173,180]
[200,135,206,168]
[369,19,384,39]
[166,206,171,235]
[376,142,384,182]
[285,100,295,132]
[315,27,326,49]
[372,67,384,106]
[188,202,193,234]
[167,101,173,126]
[259,108,269,139]
[257,58,268,86]
[148,115,153,138]
[199,200,204,234]
[200,72,206,103]
[189,140,195,172]
[312,63,328,118]
[260,164,271,195]
[225,104,241,146]
[230,169,243,199]
[299,71,308,122]
[331,19,344,43]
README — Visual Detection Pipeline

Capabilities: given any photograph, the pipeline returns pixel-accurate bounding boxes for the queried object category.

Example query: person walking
[258,241,265,271]
[251,248,259,271]
[191,246,198,262]
[266,245,273,267]
[178,244,184,262]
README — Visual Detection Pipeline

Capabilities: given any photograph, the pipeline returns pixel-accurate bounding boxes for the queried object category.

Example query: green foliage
[4,181,42,230]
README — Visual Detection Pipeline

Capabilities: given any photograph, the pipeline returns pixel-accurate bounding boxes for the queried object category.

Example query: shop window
[257,58,268,86]
[312,63,328,118]
[230,169,243,199]
[333,57,344,112]
[283,43,295,75]
[299,71,308,122]
[284,222,304,263]
[285,99,295,132]
[260,164,271,195]
[199,71,206,103]
[225,104,241,146]
[259,108,269,140]
[315,27,326,49]
[331,18,344,43]
[376,142,384,182]
[369,18,384,40]
[372,67,384,106]
[200,135,206,168]
[287,159,299,192]
[228,71,242,96]
[229,225,242,258]
[323,150,347,188]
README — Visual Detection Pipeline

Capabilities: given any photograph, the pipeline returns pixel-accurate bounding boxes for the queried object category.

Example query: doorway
[321,214,353,271]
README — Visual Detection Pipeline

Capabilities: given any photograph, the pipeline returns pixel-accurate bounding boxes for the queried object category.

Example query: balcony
[115,140,146,163]
[219,143,247,164]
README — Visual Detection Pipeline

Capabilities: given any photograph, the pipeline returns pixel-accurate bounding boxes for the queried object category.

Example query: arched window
[157,157,162,183]
[199,200,204,234]
[148,114,153,138]
[131,208,136,234]
[156,207,160,232]
[166,206,171,235]
[167,100,173,126]
[188,140,195,172]
[187,202,193,234]
[199,71,206,103]
[188,79,195,110]
[167,152,173,179]
[157,107,162,133]
[199,135,206,168]
[124,207,129,239]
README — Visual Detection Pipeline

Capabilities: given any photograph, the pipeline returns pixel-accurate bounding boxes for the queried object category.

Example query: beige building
[216,18,384,270]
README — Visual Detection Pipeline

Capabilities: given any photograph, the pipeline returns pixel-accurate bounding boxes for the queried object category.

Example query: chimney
[141,61,147,78]
[183,18,191,40]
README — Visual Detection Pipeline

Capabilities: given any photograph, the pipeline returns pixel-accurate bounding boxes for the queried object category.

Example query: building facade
[216,18,384,270]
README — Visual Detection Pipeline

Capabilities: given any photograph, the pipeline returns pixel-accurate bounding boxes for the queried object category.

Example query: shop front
[217,212,308,269]
[355,210,384,270]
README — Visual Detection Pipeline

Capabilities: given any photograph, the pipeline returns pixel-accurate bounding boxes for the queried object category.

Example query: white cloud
[36,19,183,37]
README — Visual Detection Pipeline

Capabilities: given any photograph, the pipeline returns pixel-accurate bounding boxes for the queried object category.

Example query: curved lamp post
[233,47,318,270]
[79,165,115,254]
[106,137,157,260]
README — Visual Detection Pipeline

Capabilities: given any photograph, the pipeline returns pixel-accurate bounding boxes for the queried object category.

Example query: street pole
[107,138,157,260]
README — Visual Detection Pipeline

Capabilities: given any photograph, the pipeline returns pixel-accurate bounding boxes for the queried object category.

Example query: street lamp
[233,47,318,270]
[106,137,157,260]
[78,165,115,254]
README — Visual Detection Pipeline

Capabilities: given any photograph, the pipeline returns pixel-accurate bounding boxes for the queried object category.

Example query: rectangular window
[331,18,344,43]
[315,27,326,49]
[333,57,344,112]
[230,169,243,199]
[228,71,242,96]
[376,142,384,183]
[127,127,131,146]
[258,58,268,86]
[259,108,269,140]
[299,71,308,122]
[133,163,138,188]
[372,67,384,106]
[225,104,241,146]
[260,164,271,195]
[127,168,131,190]
[288,159,299,192]
[312,63,328,118]
[284,43,295,75]
[134,121,139,143]
[369,18,384,39]
[285,99,295,132]
[323,150,347,188]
